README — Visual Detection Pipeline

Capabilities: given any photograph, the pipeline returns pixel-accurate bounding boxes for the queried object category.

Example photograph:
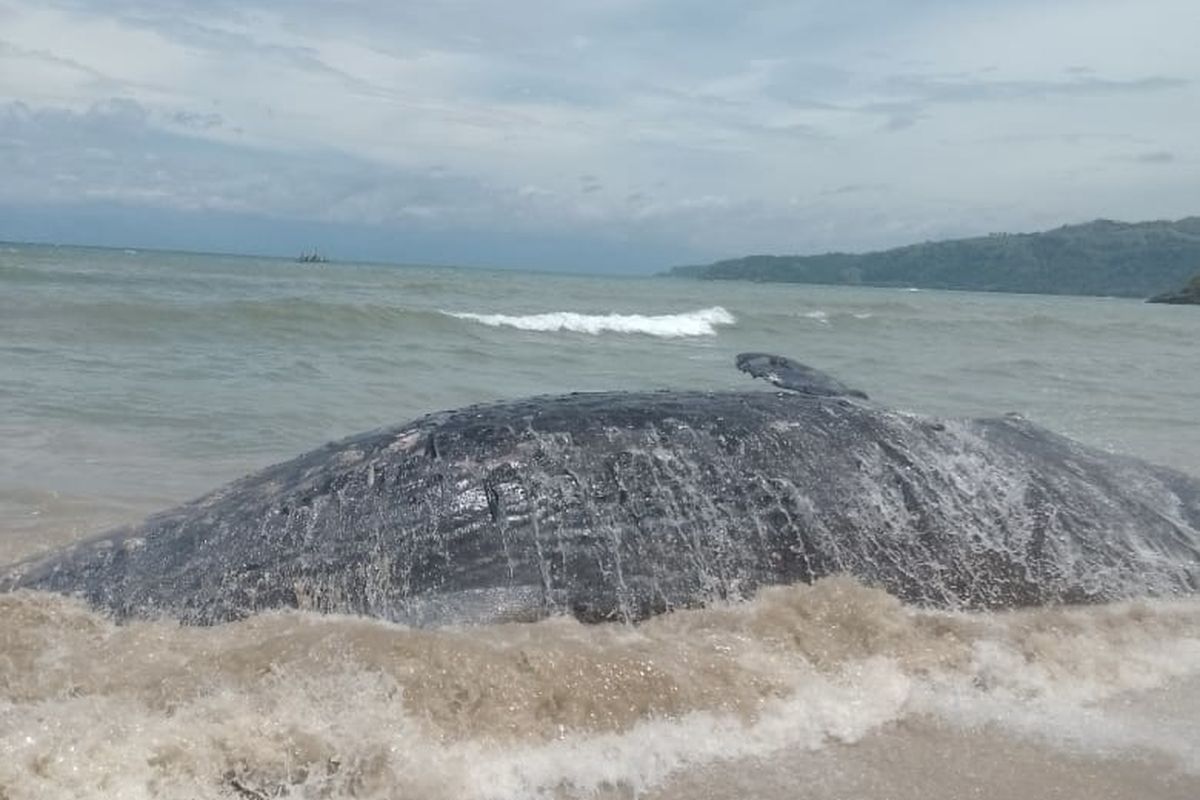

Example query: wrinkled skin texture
[3,391,1199,625]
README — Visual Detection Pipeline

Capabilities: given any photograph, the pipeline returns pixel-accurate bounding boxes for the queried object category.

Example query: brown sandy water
[3,579,1198,799]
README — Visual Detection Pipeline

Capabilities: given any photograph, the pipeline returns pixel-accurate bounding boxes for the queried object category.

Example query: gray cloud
[0,39,113,84]
[861,101,927,132]
[2,0,1199,265]
[886,73,1188,104]
[0,100,501,225]
[821,183,890,196]
[858,73,1188,132]
[167,110,223,130]
[1132,151,1176,164]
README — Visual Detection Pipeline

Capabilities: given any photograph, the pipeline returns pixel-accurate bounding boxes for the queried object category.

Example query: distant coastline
[666,217,1200,299]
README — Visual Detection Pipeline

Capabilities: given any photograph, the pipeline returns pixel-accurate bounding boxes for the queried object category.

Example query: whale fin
[735,353,869,399]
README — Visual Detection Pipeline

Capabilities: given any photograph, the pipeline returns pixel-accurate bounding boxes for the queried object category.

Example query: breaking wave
[441,306,736,337]
[2,578,1198,799]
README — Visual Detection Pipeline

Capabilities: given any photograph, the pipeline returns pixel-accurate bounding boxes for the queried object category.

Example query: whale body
[3,358,1199,625]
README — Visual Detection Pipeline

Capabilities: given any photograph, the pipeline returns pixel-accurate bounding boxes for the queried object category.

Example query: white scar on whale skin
[389,430,423,452]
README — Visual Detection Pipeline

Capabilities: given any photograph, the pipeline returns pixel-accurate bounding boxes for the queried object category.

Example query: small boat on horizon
[296,249,329,264]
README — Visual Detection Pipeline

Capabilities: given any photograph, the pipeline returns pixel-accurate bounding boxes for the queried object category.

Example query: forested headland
[667,218,1200,298]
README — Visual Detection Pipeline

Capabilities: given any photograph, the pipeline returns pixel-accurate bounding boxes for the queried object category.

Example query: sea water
[1,243,1198,798]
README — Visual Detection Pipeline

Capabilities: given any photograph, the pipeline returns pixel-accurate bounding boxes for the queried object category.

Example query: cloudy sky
[1,0,1198,271]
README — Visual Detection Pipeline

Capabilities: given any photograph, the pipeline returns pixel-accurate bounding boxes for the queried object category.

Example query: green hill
[667,217,1200,298]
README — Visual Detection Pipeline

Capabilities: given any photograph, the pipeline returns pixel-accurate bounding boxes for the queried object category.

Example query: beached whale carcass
[3,355,1198,624]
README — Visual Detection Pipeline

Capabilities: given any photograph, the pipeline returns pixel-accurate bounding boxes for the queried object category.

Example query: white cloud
[0,0,1198,263]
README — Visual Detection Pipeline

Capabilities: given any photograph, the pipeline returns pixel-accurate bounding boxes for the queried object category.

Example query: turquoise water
[2,243,1199,799]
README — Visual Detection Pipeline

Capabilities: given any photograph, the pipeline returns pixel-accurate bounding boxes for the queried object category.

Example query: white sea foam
[797,309,874,324]
[911,602,1200,773]
[3,583,1198,799]
[442,306,736,337]
[459,657,911,799]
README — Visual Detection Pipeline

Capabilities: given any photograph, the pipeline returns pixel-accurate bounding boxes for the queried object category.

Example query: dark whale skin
[4,390,1199,625]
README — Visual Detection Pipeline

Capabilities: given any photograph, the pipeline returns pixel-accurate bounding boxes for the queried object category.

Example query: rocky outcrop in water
[1147,273,1200,304]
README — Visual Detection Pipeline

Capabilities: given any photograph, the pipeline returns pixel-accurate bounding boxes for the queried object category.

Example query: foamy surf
[441,306,736,337]
[2,579,1198,800]
[797,309,874,324]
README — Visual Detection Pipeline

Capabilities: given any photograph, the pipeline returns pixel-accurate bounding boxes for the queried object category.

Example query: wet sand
[649,708,1200,800]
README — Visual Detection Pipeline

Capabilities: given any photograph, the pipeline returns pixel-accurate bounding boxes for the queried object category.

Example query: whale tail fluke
[735,353,869,399]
